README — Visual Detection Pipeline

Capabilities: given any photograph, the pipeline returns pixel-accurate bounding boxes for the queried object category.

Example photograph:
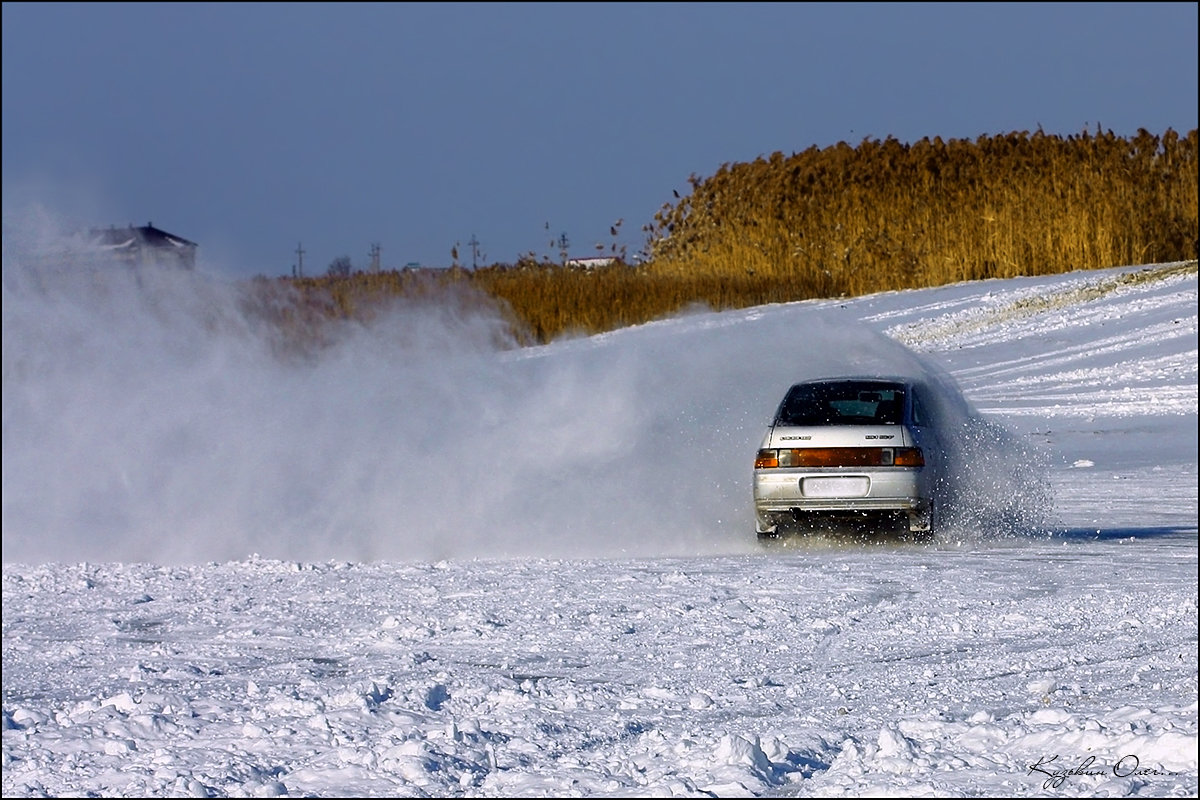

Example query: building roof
[88,223,197,250]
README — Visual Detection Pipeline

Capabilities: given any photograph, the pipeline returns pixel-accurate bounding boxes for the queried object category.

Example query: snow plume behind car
[4,219,1050,565]
[904,358,1054,537]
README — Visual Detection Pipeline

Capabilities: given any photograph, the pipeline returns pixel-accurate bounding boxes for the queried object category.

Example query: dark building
[86,222,198,269]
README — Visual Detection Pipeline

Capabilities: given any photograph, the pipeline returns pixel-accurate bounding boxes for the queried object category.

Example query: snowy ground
[3,257,1197,797]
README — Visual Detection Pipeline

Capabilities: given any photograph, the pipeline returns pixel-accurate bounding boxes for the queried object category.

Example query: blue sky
[3,2,1196,279]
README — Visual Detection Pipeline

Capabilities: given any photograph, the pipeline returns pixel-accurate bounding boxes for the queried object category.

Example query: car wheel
[756,526,781,541]
[908,505,935,537]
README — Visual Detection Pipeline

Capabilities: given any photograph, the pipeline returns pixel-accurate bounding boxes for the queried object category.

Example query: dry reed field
[267,128,1197,345]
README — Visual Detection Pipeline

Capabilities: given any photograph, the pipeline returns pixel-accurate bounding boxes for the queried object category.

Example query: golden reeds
[267,127,1196,345]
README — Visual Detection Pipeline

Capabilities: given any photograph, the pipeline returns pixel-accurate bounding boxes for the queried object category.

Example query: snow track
[4,262,1197,796]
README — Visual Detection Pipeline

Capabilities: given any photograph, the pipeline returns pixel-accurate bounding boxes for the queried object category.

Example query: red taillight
[755,447,924,468]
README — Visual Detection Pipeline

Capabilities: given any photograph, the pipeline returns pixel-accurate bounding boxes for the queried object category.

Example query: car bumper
[753,467,930,529]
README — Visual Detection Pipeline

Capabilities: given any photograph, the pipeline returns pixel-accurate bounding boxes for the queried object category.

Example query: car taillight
[755,447,924,468]
[755,449,779,469]
[892,447,925,466]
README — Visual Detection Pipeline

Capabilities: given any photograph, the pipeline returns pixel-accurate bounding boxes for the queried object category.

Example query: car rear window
[776,382,906,426]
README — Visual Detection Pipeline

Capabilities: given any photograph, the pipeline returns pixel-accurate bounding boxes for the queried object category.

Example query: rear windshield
[776,381,906,426]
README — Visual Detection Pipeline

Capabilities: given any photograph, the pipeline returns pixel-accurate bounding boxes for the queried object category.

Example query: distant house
[86,222,198,269]
[565,256,617,270]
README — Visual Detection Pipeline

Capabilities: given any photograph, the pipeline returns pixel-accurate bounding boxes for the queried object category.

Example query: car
[753,376,944,539]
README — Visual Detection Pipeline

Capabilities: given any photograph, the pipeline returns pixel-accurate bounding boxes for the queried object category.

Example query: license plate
[802,476,870,497]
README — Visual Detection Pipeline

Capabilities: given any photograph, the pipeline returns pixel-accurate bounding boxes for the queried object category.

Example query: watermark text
[1027,754,1182,789]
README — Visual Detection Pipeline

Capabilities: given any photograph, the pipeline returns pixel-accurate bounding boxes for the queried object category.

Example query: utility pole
[468,234,480,269]
[369,242,381,273]
[557,232,570,266]
[295,242,305,278]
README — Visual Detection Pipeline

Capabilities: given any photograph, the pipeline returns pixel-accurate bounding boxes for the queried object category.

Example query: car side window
[912,389,930,427]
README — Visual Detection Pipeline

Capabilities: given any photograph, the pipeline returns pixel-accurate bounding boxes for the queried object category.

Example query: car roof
[787,375,917,388]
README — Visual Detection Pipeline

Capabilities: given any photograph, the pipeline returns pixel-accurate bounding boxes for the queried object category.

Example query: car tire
[907,506,935,537]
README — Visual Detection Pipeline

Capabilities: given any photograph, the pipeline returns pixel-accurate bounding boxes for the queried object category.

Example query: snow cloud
[3,213,1046,564]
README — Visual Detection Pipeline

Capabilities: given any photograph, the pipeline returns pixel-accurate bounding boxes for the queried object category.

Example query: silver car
[753,376,942,538]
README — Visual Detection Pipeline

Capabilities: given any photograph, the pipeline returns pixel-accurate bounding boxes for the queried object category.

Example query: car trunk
[765,425,915,450]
